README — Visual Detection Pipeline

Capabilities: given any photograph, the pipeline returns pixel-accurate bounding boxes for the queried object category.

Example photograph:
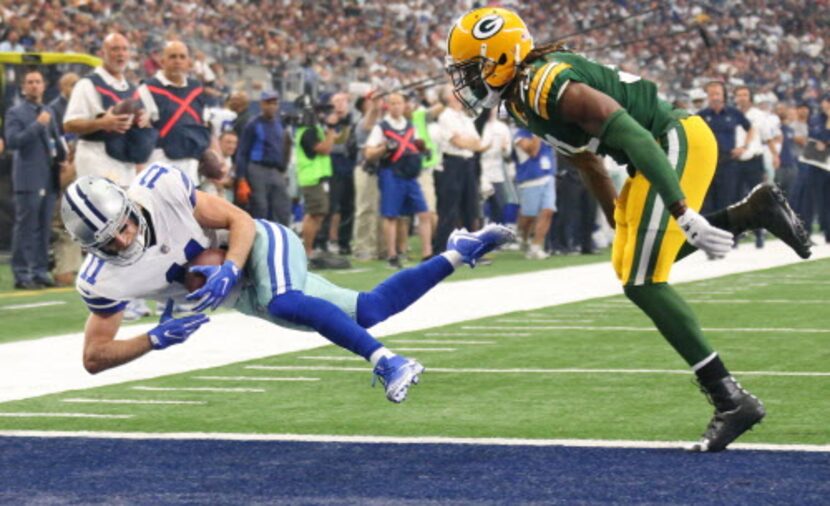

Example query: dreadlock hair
[505,40,570,99]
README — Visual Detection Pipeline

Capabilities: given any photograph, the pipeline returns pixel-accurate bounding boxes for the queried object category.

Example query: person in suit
[5,69,67,289]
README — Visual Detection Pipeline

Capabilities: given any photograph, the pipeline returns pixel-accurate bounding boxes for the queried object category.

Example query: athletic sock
[693,352,730,387]
[268,290,383,360]
[623,283,714,366]
[369,347,395,367]
[356,255,455,328]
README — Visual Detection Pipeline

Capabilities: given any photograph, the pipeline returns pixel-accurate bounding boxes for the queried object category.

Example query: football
[184,248,227,293]
[198,149,226,180]
[111,98,142,121]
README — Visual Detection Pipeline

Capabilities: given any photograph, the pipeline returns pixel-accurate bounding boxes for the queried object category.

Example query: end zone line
[462,325,830,333]
[0,430,826,453]
[243,365,830,377]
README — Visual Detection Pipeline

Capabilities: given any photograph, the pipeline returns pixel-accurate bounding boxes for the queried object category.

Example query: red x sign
[146,85,204,138]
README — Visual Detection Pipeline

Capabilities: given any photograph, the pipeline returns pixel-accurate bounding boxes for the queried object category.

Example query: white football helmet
[61,176,149,266]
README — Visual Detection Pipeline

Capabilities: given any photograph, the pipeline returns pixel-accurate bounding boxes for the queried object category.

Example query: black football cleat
[688,376,766,452]
[730,183,812,259]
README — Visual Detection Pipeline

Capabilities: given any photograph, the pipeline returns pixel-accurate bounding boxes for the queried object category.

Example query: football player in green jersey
[446,7,812,452]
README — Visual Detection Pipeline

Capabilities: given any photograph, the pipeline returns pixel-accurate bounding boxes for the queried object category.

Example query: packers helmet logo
[472,14,504,40]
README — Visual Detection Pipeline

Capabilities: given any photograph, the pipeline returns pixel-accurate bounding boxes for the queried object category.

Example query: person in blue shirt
[235,90,292,225]
[698,82,753,214]
[513,128,556,260]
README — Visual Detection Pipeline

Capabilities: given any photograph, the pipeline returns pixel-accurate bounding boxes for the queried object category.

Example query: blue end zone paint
[0,438,827,505]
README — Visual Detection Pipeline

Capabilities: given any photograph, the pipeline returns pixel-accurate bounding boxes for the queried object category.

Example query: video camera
[282,94,334,127]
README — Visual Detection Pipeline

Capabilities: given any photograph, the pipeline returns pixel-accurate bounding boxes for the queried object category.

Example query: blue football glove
[148,299,209,350]
[185,260,240,312]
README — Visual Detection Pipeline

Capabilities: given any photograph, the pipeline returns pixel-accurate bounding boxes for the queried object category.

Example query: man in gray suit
[5,69,66,289]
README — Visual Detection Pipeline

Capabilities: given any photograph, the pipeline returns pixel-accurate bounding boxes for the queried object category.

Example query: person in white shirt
[63,33,152,188]
[479,108,514,224]
[734,85,778,248]
[433,85,488,253]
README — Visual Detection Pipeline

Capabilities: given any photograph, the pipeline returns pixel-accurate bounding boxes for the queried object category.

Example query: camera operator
[293,95,337,257]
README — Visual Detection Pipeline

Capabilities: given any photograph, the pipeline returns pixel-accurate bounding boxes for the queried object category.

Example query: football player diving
[446,7,812,451]
[61,168,513,403]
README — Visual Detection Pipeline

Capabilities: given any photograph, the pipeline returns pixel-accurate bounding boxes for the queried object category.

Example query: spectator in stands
[326,92,358,255]
[698,81,753,214]
[64,33,154,188]
[513,128,556,260]
[365,92,434,268]
[138,40,212,183]
[235,90,291,225]
[5,69,66,289]
[48,72,79,137]
[294,95,336,257]
[433,85,487,254]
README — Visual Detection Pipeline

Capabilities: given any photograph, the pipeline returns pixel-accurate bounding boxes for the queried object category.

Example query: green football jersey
[506,51,685,167]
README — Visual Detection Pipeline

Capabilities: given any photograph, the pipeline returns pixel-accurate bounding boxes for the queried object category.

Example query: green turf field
[0,258,827,446]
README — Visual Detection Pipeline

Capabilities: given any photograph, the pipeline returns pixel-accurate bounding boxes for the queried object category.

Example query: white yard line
[0,413,132,419]
[132,386,265,393]
[387,339,495,345]
[393,347,457,352]
[0,430,826,453]
[0,301,67,310]
[193,376,320,382]
[462,325,830,333]
[244,364,830,378]
[425,332,532,337]
[298,356,364,361]
[61,398,205,405]
[1,239,828,403]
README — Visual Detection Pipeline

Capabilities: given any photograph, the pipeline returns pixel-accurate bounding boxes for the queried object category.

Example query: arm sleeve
[63,79,102,123]
[4,108,46,149]
[600,109,685,205]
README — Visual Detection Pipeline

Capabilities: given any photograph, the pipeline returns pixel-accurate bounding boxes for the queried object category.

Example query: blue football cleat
[372,355,425,403]
[447,224,515,267]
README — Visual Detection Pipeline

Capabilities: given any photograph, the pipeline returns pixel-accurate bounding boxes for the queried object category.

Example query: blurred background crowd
[0,0,828,303]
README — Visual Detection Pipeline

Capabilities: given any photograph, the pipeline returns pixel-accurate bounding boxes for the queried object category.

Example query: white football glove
[676,208,734,259]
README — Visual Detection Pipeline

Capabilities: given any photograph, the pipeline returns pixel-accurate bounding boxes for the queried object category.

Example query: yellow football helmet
[446,7,533,114]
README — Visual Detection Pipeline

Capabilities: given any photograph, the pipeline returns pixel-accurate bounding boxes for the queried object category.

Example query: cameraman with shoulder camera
[365,92,433,268]
[293,95,337,256]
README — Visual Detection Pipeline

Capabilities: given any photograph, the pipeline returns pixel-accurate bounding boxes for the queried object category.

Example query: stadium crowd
[1,1,829,303]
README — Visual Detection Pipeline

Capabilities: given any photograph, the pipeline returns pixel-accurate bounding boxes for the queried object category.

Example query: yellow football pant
[612,116,718,286]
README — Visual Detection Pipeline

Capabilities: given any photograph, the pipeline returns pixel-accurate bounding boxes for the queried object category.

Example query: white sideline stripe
[394,347,457,352]
[687,299,830,304]
[61,398,206,405]
[0,430,826,453]
[0,301,67,311]
[298,356,364,362]
[425,332,531,337]
[3,238,828,403]
[387,339,495,345]
[496,318,595,323]
[193,376,320,382]
[132,386,266,393]
[0,413,132,419]
[244,365,830,377]
[462,325,830,333]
